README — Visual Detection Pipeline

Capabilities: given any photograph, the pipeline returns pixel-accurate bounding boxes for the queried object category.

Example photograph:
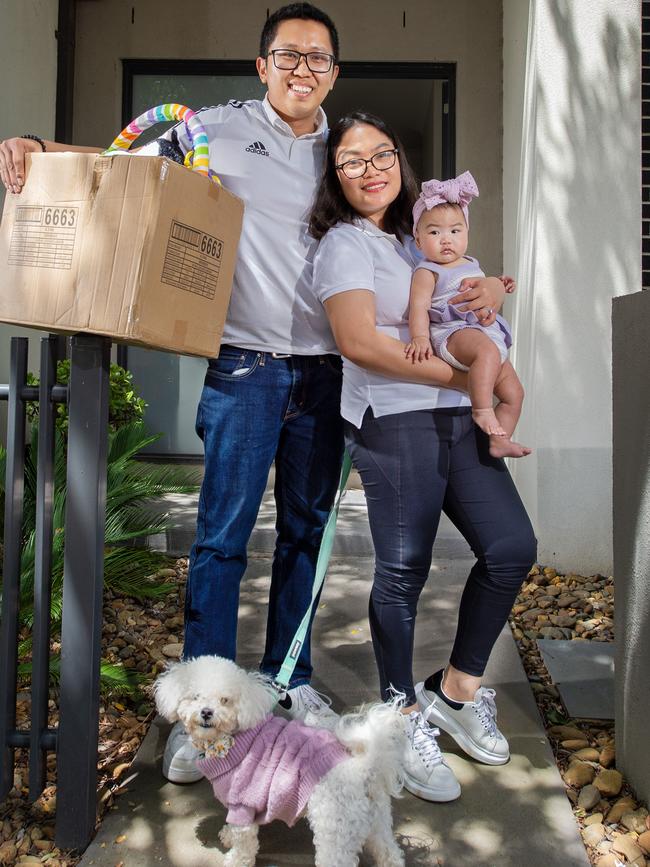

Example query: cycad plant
[0,369,201,697]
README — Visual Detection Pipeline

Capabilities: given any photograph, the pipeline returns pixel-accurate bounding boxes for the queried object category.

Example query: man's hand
[0,137,40,194]
[0,138,102,195]
[449,276,507,327]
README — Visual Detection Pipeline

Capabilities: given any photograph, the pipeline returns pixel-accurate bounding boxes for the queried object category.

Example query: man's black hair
[260,3,339,62]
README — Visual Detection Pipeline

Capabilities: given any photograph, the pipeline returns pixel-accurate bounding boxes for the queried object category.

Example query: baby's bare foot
[489,435,532,459]
[472,407,506,436]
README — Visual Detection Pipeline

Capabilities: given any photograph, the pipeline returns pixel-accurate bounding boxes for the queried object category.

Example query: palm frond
[104,504,172,543]
[98,661,145,698]
[1,415,194,692]
[107,423,162,466]
[18,655,145,699]
[103,548,175,598]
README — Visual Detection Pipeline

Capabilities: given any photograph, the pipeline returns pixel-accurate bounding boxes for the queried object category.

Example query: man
[148,4,346,780]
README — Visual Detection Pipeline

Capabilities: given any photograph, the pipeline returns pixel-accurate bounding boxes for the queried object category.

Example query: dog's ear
[235,670,277,731]
[153,662,187,722]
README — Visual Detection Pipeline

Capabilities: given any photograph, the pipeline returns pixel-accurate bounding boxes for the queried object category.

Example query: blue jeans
[346,407,537,703]
[184,346,344,686]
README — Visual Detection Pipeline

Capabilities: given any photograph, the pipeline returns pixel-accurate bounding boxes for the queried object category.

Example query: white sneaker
[416,680,510,765]
[162,721,203,783]
[278,684,339,730]
[403,711,461,802]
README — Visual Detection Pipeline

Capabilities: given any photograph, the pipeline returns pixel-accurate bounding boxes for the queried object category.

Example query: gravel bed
[1,559,648,866]
[509,564,650,867]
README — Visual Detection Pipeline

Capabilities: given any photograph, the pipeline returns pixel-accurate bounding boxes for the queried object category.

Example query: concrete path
[80,483,589,867]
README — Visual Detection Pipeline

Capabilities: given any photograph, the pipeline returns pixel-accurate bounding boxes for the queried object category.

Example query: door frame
[118,58,456,455]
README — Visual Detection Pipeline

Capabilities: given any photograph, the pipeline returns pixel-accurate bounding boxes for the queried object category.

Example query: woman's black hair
[260,3,339,61]
[308,110,419,242]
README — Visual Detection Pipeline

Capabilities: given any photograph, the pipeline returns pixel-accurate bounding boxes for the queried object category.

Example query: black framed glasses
[268,49,335,74]
[335,149,399,179]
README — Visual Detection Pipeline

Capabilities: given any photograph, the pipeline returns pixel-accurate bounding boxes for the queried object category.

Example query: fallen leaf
[112,763,131,780]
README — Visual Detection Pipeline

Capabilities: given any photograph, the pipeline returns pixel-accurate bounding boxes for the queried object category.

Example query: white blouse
[312,219,470,428]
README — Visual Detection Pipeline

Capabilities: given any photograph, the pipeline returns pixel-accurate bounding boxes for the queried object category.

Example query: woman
[309,111,536,803]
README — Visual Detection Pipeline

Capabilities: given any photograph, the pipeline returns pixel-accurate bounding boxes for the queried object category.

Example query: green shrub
[1,358,200,698]
[26,359,146,436]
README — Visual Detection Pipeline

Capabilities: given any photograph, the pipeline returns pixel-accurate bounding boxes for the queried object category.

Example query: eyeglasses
[268,49,335,74]
[335,149,399,179]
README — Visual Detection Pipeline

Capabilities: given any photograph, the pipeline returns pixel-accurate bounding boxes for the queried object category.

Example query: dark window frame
[121,58,456,177]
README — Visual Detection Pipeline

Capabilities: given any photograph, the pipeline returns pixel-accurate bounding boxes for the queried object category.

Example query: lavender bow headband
[412,171,479,234]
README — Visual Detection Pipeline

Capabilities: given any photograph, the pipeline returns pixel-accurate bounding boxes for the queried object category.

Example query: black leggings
[345,407,537,704]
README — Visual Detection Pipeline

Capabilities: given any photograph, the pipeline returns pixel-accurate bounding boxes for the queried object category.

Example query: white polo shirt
[312,219,470,428]
[150,97,337,355]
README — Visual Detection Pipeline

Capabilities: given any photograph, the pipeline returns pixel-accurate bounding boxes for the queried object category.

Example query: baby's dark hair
[260,3,339,61]
[417,201,466,224]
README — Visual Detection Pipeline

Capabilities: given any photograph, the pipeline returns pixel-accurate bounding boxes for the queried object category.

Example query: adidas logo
[245,140,270,157]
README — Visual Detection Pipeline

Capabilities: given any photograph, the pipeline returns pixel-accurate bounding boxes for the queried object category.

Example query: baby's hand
[405,335,433,363]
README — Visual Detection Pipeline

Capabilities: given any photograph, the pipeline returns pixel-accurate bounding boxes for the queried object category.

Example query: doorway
[121,58,455,457]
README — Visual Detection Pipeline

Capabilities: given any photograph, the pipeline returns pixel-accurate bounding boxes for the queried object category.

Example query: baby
[406,172,530,459]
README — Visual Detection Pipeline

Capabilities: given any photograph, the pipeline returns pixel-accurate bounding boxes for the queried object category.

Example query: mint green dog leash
[273,450,353,695]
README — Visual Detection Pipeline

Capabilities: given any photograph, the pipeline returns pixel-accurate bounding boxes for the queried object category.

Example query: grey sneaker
[416,679,510,765]
[279,684,339,730]
[403,711,461,802]
[162,721,203,783]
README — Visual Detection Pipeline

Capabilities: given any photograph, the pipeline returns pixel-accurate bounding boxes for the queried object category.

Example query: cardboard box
[0,152,244,357]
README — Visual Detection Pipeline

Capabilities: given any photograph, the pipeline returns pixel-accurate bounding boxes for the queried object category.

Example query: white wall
[503,0,641,574]
[0,0,58,423]
[502,0,530,283]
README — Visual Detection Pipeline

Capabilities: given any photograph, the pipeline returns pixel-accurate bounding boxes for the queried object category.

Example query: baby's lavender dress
[416,256,512,371]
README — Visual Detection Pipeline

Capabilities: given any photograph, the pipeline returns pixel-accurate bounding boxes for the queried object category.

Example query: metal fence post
[55,334,110,850]
[0,338,28,800]
[29,335,59,799]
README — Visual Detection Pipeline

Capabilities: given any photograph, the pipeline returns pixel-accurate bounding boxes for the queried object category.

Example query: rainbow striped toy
[103,103,219,183]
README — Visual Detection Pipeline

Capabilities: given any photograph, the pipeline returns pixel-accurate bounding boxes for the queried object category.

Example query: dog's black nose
[200,707,213,722]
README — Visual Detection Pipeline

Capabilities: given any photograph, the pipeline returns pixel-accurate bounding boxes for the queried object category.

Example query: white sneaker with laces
[416,680,510,765]
[279,684,339,730]
[403,711,461,802]
[162,720,203,784]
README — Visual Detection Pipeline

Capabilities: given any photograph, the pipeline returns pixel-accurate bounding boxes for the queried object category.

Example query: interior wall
[72,0,503,275]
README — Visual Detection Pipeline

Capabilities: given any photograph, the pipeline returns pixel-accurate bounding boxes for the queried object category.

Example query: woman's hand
[449,276,507,327]
[324,290,468,391]
[0,137,40,194]
[499,275,516,294]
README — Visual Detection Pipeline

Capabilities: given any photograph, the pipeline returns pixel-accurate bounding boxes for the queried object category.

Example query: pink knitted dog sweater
[196,714,348,826]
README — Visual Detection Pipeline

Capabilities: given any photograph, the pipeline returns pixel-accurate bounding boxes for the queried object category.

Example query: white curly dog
[155,655,408,867]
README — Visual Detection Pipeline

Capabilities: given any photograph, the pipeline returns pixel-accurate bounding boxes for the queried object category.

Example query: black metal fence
[0,333,110,851]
